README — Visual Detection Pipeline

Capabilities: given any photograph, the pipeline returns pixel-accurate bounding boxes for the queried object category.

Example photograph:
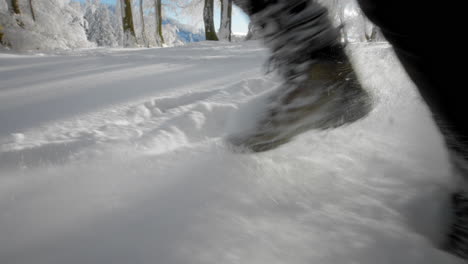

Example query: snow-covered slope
[0,42,463,264]
[162,18,205,44]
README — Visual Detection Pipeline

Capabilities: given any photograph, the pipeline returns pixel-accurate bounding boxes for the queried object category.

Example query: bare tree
[154,0,164,46]
[219,0,232,41]
[120,0,137,46]
[203,0,218,40]
[29,0,36,21]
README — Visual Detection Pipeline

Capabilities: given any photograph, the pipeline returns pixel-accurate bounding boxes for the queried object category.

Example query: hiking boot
[229,0,372,152]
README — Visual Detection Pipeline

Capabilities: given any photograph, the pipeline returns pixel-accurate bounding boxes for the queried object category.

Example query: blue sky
[77,0,250,33]
[216,6,250,34]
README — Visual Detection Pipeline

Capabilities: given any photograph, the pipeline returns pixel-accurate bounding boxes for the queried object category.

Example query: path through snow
[0,42,463,263]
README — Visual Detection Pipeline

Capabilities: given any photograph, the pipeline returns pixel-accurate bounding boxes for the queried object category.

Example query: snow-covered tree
[203,0,217,40]
[218,0,231,41]
[84,0,119,47]
[138,0,148,46]
[4,0,24,30]
[0,0,231,51]
[0,0,90,51]
[130,0,164,47]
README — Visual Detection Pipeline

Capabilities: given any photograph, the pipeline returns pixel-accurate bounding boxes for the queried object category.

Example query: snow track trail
[0,42,463,263]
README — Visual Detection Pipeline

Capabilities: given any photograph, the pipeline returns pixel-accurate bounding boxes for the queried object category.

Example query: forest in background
[0,0,383,52]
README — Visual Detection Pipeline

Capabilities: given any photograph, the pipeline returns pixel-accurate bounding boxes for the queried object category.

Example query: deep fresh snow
[0,41,464,263]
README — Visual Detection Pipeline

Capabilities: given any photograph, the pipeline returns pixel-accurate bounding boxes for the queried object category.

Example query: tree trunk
[0,24,4,45]
[219,0,232,41]
[7,0,21,15]
[203,0,218,41]
[120,0,136,47]
[6,0,24,28]
[154,0,164,46]
[29,0,36,21]
[139,0,147,46]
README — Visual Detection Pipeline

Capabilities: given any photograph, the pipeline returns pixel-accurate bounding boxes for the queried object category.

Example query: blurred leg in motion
[229,0,372,152]
[233,0,467,259]
[357,0,467,258]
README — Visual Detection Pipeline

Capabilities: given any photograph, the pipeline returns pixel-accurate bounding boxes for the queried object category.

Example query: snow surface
[0,41,464,263]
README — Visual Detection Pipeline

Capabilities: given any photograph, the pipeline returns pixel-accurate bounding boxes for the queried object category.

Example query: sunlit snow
[0,41,463,263]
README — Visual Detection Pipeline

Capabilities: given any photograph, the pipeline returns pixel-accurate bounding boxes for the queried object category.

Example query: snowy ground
[0,41,464,264]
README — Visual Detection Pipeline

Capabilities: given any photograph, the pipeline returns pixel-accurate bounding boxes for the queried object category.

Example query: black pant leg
[357,0,468,163]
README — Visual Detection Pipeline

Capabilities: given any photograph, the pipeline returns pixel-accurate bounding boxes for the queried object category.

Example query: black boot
[229,0,372,152]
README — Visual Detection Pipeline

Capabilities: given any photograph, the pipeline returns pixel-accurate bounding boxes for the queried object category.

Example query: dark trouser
[235,0,467,173]
[357,1,468,173]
